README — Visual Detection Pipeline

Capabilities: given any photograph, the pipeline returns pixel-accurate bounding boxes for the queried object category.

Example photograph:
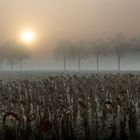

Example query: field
[0,71,140,140]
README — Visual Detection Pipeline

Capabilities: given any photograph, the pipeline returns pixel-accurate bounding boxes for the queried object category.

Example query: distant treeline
[1,32,140,72]
[0,41,30,71]
[54,32,140,71]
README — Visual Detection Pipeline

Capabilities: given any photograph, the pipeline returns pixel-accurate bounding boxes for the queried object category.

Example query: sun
[21,30,35,44]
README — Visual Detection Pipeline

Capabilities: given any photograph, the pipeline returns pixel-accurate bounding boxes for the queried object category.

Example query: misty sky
[0,0,140,70]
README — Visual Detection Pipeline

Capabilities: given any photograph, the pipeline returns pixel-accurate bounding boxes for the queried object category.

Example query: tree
[0,43,6,72]
[54,39,74,71]
[4,41,18,71]
[75,41,89,71]
[15,43,31,72]
[130,34,140,54]
[110,33,129,72]
[89,39,106,72]
[4,41,31,72]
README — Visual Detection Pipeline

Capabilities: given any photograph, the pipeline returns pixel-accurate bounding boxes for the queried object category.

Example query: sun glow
[21,30,35,44]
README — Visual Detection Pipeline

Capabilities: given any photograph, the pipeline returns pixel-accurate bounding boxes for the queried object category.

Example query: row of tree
[0,41,30,72]
[54,32,140,71]
[0,32,140,72]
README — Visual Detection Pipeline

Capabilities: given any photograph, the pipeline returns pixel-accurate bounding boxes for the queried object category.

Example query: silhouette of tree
[4,41,18,71]
[75,41,89,71]
[0,43,6,72]
[15,43,31,72]
[54,39,74,71]
[4,41,31,71]
[130,34,140,54]
[89,39,107,72]
[110,33,129,72]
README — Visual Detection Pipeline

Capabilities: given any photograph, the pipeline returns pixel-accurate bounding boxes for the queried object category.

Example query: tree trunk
[78,53,81,71]
[78,58,81,71]
[10,63,13,72]
[118,55,121,72]
[96,54,99,72]
[64,54,66,71]
[0,63,2,72]
[20,59,23,72]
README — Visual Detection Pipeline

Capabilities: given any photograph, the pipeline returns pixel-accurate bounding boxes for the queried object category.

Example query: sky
[0,0,140,70]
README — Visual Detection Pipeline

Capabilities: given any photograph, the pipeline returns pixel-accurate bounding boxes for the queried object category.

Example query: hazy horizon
[0,0,140,70]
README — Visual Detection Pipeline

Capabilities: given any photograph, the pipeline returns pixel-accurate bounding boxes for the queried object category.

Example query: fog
[0,0,140,71]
